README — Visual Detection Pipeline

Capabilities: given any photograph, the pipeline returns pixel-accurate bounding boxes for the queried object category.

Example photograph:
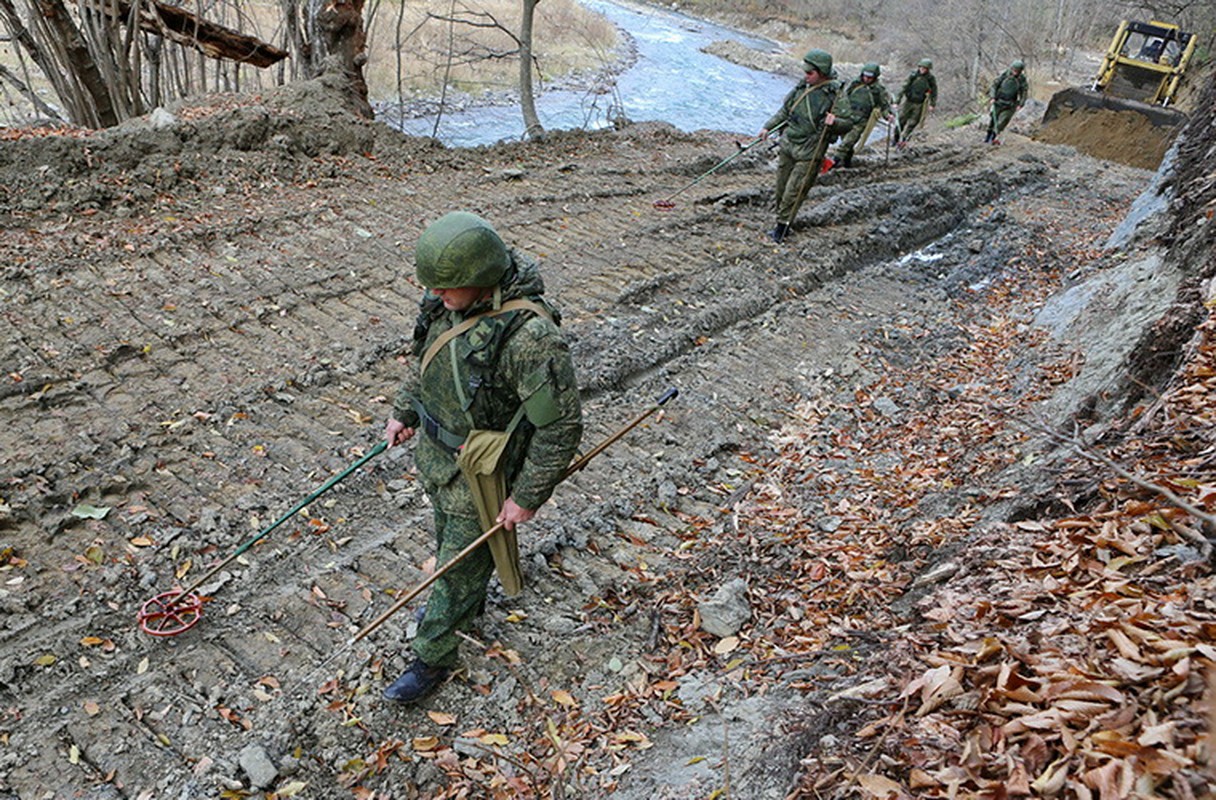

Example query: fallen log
[83,0,288,68]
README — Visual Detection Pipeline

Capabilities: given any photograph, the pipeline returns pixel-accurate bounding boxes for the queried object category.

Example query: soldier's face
[433,286,490,311]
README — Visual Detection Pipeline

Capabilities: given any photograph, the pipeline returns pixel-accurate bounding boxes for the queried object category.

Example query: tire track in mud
[0,124,1070,796]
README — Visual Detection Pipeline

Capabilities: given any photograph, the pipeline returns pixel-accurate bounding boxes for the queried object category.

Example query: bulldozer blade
[1038,87,1187,169]
[1042,87,1188,129]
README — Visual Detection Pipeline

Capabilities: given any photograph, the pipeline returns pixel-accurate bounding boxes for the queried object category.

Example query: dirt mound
[1035,103,1176,169]
[0,72,387,215]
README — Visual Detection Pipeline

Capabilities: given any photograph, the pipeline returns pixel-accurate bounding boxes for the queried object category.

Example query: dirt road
[0,75,1195,797]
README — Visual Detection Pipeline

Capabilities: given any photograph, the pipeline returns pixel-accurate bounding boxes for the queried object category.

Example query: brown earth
[1034,103,1177,169]
[1,64,1214,799]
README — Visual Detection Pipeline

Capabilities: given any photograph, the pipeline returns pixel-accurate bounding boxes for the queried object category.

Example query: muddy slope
[0,77,1186,798]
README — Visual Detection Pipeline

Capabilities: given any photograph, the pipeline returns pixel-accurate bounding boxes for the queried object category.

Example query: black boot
[768,222,789,243]
[383,659,449,703]
[842,153,853,168]
[984,129,994,144]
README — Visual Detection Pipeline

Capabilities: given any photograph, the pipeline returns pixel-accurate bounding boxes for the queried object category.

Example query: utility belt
[412,398,467,456]
[412,396,530,457]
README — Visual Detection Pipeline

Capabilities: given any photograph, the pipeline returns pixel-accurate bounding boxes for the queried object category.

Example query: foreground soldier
[834,63,894,168]
[894,58,937,147]
[985,60,1029,144]
[759,48,853,244]
[382,211,583,703]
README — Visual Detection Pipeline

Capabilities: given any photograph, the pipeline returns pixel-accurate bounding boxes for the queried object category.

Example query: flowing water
[387,0,794,147]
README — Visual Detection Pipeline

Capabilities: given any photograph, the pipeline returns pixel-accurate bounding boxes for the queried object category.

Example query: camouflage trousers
[774,149,823,225]
[897,100,926,140]
[988,103,1016,138]
[835,122,868,164]
[412,477,495,668]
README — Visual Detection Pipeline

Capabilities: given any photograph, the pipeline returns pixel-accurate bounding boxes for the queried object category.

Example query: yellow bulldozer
[1038,20,1198,168]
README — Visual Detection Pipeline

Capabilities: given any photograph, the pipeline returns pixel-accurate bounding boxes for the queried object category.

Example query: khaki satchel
[455,424,524,596]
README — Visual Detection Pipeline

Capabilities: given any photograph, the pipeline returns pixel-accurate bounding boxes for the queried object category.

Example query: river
[388,0,795,148]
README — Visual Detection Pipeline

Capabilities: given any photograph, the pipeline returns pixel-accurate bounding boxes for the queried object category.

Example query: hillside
[0,65,1214,799]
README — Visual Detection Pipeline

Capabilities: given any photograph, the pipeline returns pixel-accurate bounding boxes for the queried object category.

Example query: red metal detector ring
[136,441,387,638]
[138,590,204,637]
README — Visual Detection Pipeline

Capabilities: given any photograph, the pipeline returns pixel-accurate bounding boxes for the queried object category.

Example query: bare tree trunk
[281,0,314,78]
[146,33,163,106]
[0,62,62,117]
[0,0,80,118]
[431,0,455,138]
[36,0,118,125]
[316,0,372,117]
[518,0,542,139]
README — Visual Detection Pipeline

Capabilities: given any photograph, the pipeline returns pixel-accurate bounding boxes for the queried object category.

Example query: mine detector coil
[1093,20,1196,107]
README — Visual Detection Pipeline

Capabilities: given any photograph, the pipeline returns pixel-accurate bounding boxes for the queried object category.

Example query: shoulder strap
[419,298,552,375]
[796,82,832,121]
[790,83,815,112]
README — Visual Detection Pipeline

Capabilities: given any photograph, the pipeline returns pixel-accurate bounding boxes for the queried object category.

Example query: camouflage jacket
[765,79,854,161]
[845,78,893,119]
[391,250,583,510]
[898,71,937,104]
[991,70,1028,106]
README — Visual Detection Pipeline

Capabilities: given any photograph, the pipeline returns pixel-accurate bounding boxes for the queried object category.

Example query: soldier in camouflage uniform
[759,48,853,244]
[382,211,584,703]
[834,63,893,168]
[985,60,1029,144]
[894,58,937,147]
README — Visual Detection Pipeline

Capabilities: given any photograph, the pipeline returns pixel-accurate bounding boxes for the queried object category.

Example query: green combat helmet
[803,49,833,76]
[918,58,933,69]
[1011,59,1025,70]
[862,62,881,78]
[415,211,510,289]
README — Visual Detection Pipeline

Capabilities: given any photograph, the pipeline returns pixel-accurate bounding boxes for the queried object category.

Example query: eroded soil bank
[1,68,1214,798]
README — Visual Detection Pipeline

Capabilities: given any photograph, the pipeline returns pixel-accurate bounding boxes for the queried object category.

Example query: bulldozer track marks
[0,124,1077,796]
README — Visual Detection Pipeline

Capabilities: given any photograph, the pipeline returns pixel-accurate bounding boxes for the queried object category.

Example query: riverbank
[373,14,642,136]
[381,0,797,146]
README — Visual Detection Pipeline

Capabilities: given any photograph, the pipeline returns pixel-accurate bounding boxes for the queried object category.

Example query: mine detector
[1043,20,1196,132]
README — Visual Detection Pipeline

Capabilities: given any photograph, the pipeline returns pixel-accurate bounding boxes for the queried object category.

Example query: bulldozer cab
[1093,20,1196,106]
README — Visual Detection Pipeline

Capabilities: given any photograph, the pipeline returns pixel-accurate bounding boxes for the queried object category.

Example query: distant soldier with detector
[382,211,584,703]
[985,60,1029,145]
[894,58,937,147]
[834,63,894,168]
[758,48,853,244]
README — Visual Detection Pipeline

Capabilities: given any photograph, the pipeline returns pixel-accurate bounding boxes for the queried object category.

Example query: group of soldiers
[761,50,1029,243]
[372,52,1032,708]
